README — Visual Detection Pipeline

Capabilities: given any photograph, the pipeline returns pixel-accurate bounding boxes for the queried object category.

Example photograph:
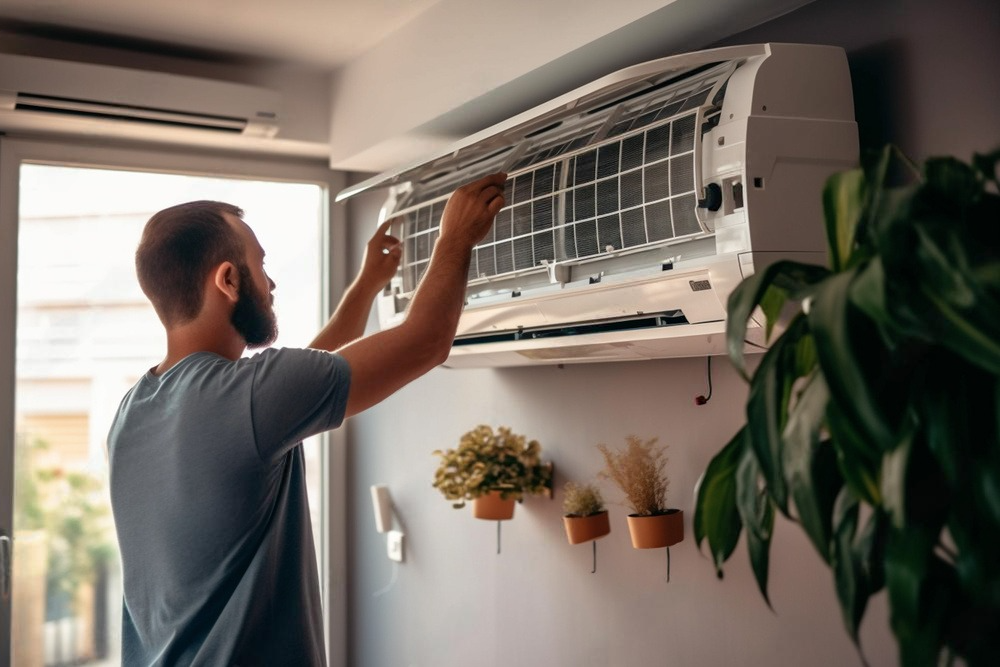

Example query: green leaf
[825,401,883,506]
[736,446,775,608]
[809,269,896,453]
[726,261,830,380]
[694,427,747,577]
[746,314,813,513]
[912,228,1000,374]
[885,527,955,667]
[783,371,843,562]
[880,432,912,531]
[831,489,863,641]
[972,148,1000,187]
[848,257,891,336]
[759,285,787,341]
[823,167,867,271]
[924,157,981,204]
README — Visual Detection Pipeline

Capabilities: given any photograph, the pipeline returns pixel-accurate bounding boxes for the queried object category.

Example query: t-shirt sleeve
[249,347,352,462]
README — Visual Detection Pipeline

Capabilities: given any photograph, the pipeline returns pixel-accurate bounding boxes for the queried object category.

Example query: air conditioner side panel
[742,116,859,253]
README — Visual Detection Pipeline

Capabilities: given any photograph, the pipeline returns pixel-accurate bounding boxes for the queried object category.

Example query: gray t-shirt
[107,347,351,666]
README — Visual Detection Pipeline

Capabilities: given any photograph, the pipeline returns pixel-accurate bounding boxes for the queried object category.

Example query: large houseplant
[432,425,552,520]
[693,146,1000,666]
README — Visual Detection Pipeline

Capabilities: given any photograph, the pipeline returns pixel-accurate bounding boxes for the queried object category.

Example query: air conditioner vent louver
[340,43,860,367]
[452,309,689,346]
[14,93,251,133]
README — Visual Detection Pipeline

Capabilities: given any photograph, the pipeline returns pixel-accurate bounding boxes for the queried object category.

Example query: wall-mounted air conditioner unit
[0,53,280,138]
[336,43,858,368]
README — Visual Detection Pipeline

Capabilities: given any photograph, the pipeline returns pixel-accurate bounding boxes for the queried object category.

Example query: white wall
[339,0,1000,665]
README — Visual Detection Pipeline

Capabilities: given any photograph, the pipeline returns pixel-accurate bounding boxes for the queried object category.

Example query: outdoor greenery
[598,435,670,516]
[693,146,1000,666]
[14,434,116,618]
[562,481,606,517]
[432,425,551,508]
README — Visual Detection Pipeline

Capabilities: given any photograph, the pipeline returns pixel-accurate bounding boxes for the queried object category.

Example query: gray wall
[341,1,999,665]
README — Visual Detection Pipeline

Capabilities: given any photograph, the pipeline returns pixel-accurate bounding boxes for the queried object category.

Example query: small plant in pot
[432,425,552,521]
[561,481,611,545]
[598,435,683,550]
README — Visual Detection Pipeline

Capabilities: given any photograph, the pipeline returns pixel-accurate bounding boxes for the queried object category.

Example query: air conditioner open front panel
[335,43,771,203]
[346,43,857,367]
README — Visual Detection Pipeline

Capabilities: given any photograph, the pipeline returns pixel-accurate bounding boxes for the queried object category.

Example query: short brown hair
[135,201,245,326]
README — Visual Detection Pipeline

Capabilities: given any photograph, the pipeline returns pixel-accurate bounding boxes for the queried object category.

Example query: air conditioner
[0,53,280,138]
[336,43,858,368]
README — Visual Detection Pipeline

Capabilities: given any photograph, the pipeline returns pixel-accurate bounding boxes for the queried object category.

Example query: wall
[341,0,999,665]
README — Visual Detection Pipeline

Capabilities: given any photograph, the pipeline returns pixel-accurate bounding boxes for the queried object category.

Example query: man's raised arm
[337,172,507,417]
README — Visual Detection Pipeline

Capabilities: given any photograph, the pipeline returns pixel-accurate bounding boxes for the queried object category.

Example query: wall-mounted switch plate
[387,530,404,563]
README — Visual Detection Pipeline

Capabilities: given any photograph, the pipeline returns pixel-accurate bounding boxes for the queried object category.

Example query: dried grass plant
[597,435,669,516]
[561,481,605,517]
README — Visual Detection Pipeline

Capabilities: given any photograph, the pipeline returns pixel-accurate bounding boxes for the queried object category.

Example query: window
[1,139,342,665]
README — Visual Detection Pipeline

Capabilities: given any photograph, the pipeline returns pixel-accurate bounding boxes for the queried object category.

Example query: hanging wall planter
[432,425,553,554]
[627,509,683,549]
[564,510,611,545]
[472,490,516,521]
[598,435,683,580]
[561,481,611,573]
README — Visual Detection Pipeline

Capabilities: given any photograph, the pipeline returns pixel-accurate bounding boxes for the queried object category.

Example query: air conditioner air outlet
[0,53,282,140]
[15,93,252,134]
[453,309,689,347]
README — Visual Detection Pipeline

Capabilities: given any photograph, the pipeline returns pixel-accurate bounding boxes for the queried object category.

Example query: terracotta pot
[472,490,516,520]
[563,510,611,545]
[626,509,684,549]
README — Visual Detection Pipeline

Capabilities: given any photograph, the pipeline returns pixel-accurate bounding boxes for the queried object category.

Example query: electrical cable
[695,355,713,405]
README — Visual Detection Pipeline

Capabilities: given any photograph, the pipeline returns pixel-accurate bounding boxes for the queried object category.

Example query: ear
[212,261,240,304]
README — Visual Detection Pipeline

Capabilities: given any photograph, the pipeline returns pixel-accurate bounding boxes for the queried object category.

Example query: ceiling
[0,0,444,69]
[0,0,818,172]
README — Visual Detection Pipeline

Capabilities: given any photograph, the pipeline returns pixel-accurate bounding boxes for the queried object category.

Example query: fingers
[370,218,401,252]
[463,172,506,213]
[485,191,505,218]
[382,239,402,257]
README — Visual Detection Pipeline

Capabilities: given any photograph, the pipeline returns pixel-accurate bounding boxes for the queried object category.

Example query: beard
[230,264,278,349]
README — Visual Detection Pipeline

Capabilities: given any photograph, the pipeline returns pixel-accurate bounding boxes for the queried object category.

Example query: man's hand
[337,172,508,417]
[307,220,401,351]
[438,172,507,249]
[359,218,403,289]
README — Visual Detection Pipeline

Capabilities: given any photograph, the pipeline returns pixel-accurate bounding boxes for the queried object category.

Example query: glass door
[1,140,337,667]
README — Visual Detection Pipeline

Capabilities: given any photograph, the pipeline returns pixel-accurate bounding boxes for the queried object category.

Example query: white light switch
[387,530,404,563]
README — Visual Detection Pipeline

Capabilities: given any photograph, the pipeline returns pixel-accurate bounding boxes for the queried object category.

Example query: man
[107,173,507,666]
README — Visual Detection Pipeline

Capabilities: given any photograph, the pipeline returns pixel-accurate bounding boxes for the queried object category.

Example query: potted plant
[562,481,611,545]
[432,425,552,521]
[598,436,683,549]
[693,146,1000,666]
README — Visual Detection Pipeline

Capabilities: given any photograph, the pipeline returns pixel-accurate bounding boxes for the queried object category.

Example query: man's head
[135,200,277,348]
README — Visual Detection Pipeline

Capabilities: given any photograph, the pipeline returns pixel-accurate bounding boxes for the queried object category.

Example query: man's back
[108,348,349,666]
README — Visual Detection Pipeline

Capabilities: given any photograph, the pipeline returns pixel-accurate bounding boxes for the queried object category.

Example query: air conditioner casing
[337,43,858,368]
[0,53,281,139]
